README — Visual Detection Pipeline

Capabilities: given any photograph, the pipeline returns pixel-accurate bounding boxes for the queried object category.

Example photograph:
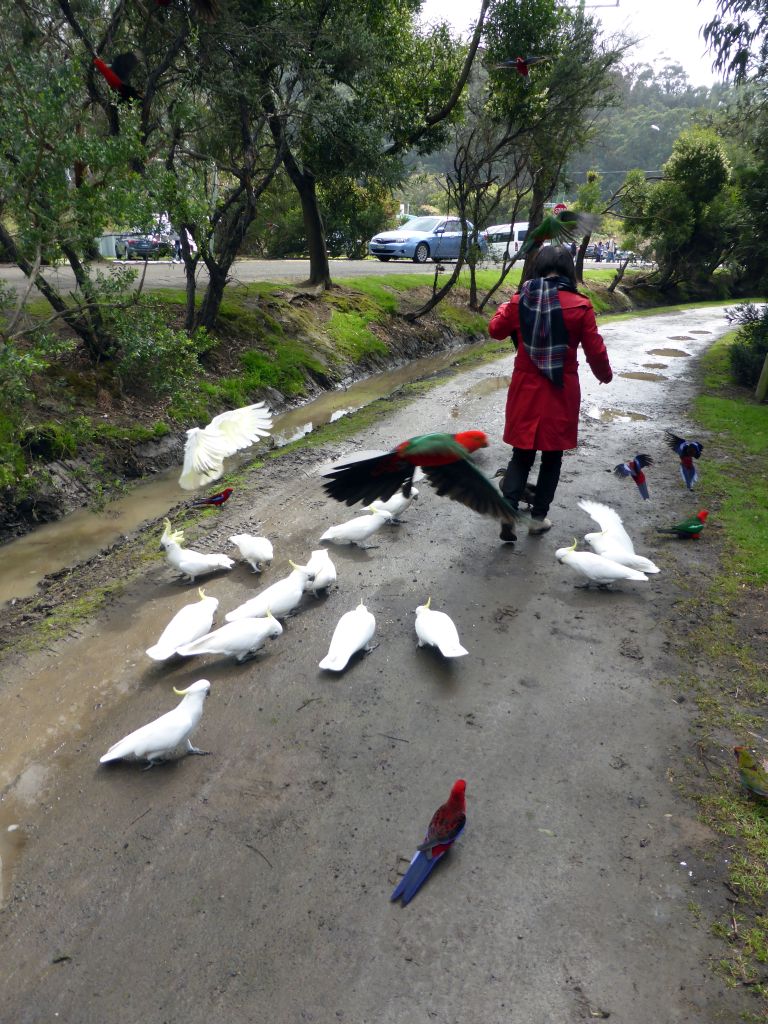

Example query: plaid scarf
[518,275,574,388]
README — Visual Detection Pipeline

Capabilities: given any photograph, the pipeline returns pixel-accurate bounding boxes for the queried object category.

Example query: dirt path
[0,308,744,1023]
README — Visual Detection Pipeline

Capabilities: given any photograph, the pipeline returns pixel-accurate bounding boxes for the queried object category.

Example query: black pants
[500,448,563,518]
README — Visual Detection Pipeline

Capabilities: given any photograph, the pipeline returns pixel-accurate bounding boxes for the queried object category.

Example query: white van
[482,221,529,261]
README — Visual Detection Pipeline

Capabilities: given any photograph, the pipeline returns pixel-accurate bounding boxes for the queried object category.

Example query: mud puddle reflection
[583,406,650,424]
[619,371,667,382]
[647,348,691,357]
[0,342,490,605]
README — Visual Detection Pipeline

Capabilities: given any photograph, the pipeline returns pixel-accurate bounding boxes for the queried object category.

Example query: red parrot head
[220,488,234,499]
[454,430,488,453]
[449,779,467,807]
[696,509,709,523]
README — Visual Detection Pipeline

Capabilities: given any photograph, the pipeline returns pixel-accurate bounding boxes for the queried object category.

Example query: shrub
[726,303,768,387]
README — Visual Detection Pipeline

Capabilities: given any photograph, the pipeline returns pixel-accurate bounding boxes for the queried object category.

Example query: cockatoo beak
[569,538,578,551]
[425,596,431,609]
[266,607,274,619]
[173,684,191,696]
[198,587,206,599]
[288,559,299,570]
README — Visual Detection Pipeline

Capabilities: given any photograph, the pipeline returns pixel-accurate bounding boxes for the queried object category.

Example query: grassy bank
[675,331,768,1016]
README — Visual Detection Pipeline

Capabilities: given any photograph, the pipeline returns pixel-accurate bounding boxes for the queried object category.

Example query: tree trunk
[575,233,591,284]
[284,159,331,289]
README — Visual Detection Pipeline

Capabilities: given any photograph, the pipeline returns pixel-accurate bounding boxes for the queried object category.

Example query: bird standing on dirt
[656,510,709,538]
[734,747,768,801]
[225,561,313,621]
[191,487,233,508]
[664,430,703,490]
[229,533,273,572]
[99,680,211,768]
[304,548,337,595]
[176,611,283,663]
[319,508,393,547]
[160,519,234,582]
[319,601,376,672]
[391,779,467,906]
[322,430,518,524]
[578,500,660,573]
[414,598,468,658]
[145,588,219,661]
[555,539,649,589]
[369,485,419,522]
[614,453,653,500]
[179,402,272,490]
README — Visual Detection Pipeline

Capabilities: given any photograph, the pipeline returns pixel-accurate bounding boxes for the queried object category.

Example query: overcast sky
[419,0,724,87]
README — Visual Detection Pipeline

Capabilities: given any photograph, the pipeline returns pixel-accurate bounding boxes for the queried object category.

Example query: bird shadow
[415,645,465,689]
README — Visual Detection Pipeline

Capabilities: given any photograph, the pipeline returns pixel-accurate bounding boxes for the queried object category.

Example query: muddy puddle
[0,342,490,606]
[647,348,691,357]
[467,376,510,397]
[620,371,667,382]
[583,406,650,424]
[643,362,668,370]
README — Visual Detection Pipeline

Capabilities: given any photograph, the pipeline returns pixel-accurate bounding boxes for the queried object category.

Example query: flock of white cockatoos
[101,402,661,769]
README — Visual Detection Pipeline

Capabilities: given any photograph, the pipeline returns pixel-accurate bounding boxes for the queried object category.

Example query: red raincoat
[488,289,612,451]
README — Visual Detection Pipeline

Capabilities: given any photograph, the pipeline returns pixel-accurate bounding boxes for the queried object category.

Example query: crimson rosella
[190,487,233,508]
[391,779,466,906]
[322,431,518,524]
[664,429,703,490]
[494,54,552,77]
[613,453,653,500]
[92,53,141,103]
[656,509,709,538]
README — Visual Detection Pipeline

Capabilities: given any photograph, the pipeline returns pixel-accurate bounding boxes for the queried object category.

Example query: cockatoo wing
[146,594,219,660]
[572,552,648,582]
[208,403,272,454]
[578,499,634,553]
[319,606,376,671]
[100,706,189,762]
[416,609,468,657]
[585,536,659,573]
[179,427,230,490]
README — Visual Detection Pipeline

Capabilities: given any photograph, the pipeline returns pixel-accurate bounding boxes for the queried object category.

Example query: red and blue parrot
[391,779,466,906]
[92,53,142,103]
[613,453,653,500]
[665,429,703,490]
[190,487,233,508]
[494,55,552,77]
[322,431,518,524]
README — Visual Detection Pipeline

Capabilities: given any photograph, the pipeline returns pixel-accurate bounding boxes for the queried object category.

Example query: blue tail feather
[391,850,445,905]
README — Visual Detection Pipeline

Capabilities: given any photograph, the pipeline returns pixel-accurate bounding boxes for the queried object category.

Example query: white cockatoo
[368,485,419,522]
[179,402,273,490]
[176,611,283,663]
[146,588,219,661]
[555,539,649,589]
[319,601,376,672]
[225,561,314,621]
[319,508,392,546]
[99,680,211,768]
[578,499,660,572]
[304,549,337,595]
[414,597,468,658]
[229,533,274,572]
[160,519,235,583]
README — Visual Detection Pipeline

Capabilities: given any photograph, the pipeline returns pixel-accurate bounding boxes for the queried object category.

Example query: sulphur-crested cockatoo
[414,597,468,657]
[578,499,659,572]
[319,508,392,546]
[555,539,648,589]
[319,601,376,672]
[369,485,419,522]
[160,519,235,583]
[229,533,274,572]
[99,679,211,767]
[179,402,273,490]
[176,611,283,663]
[305,549,337,595]
[225,561,314,621]
[146,588,219,661]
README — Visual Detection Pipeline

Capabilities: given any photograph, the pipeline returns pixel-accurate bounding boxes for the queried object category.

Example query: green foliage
[725,303,768,386]
[321,178,398,259]
[327,310,388,361]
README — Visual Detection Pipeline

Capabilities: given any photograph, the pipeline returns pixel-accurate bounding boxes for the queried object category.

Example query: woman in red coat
[488,245,612,543]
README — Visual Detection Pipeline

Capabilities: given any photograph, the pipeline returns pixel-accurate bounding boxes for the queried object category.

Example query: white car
[482,221,529,262]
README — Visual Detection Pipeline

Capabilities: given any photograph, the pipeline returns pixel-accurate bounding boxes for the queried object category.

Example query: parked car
[482,222,529,261]
[114,232,173,260]
[368,216,487,263]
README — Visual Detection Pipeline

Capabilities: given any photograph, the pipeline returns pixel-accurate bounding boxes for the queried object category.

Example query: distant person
[172,235,182,263]
[596,241,604,262]
[488,245,613,543]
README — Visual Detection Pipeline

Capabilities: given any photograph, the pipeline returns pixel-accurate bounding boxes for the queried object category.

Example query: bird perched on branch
[517,210,601,259]
[99,679,211,768]
[191,487,233,508]
[734,747,768,801]
[656,509,708,538]
[391,780,466,906]
[179,402,272,490]
[493,54,553,77]
[614,453,653,500]
[665,429,703,490]
[322,430,518,524]
[92,53,142,102]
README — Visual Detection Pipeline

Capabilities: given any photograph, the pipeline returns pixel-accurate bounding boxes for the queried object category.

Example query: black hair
[530,245,578,292]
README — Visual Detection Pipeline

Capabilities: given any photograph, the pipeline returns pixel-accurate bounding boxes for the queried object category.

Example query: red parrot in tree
[613,453,653,500]
[391,779,466,906]
[494,54,553,76]
[322,430,519,523]
[92,53,142,103]
[190,487,233,508]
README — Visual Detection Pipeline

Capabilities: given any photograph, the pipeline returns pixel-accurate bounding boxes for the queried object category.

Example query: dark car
[114,232,173,260]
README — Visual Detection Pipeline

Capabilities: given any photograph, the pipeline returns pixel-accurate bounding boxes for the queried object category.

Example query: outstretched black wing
[635,453,654,469]
[322,452,414,507]
[424,461,519,523]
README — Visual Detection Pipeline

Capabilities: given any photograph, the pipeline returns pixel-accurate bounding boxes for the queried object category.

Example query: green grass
[326,308,389,360]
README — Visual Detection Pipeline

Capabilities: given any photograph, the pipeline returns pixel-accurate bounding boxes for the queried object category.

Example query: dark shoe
[499,523,517,543]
